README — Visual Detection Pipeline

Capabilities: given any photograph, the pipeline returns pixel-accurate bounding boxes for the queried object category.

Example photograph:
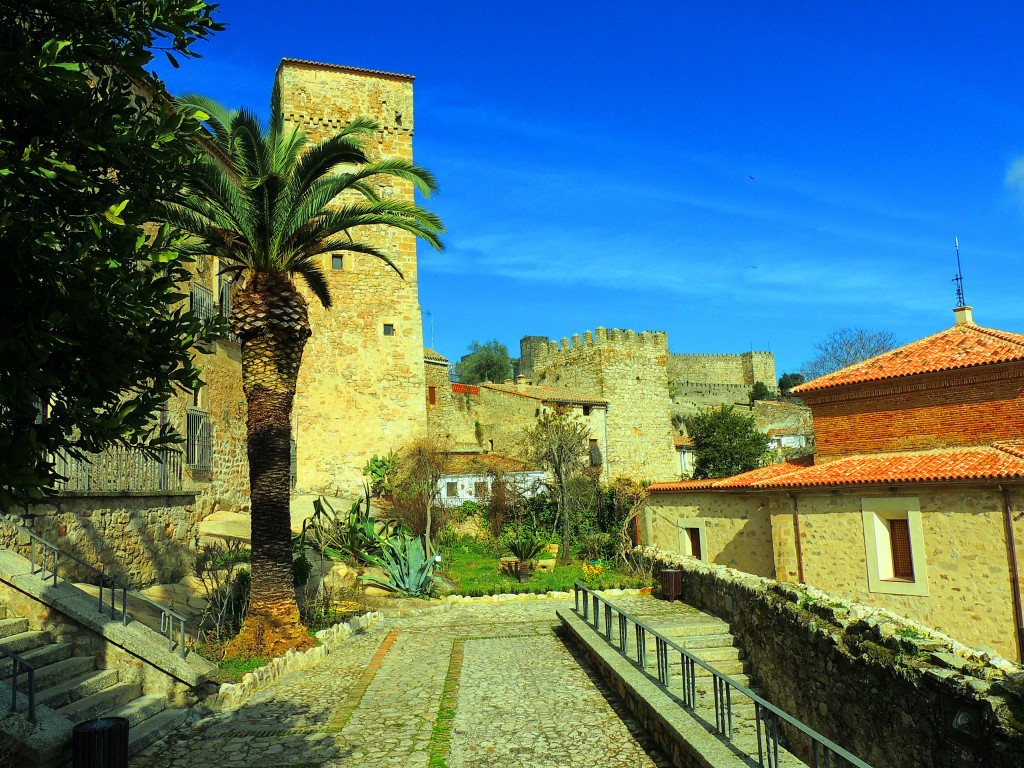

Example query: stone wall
[767,485,1024,661]
[643,491,774,577]
[10,493,201,588]
[644,483,1024,661]
[668,351,776,388]
[278,60,428,494]
[642,547,1024,768]
[529,328,677,480]
[425,361,478,451]
[803,364,1024,459]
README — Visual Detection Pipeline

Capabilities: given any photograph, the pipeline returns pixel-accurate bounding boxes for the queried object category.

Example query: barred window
[190,282,215,327]
[888,518,914,580]
[186,407,212,472]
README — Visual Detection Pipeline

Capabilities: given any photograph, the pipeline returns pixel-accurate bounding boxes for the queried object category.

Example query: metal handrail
[573,583,873,768]
[1,516,190,658]
[0,645,36,723]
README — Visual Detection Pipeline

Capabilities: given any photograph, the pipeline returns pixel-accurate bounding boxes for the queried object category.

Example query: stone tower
[527,328,677,480]
[276,59,427,493]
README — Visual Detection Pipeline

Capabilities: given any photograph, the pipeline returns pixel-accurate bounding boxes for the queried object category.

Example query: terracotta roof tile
[794,323,1024,393]
[674,435,694,448]
[442,453,537,475]
[649,446,1024,492]
[479,382,608,406]
[278,58,415,81]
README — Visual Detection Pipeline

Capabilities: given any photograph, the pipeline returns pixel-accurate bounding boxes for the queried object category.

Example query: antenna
[952,237,966,307]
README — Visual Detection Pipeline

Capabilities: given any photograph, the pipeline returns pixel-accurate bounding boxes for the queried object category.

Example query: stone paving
[132,598,672,768]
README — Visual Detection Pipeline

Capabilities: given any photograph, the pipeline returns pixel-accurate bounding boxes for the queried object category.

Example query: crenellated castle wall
[528,328,677,480]
[667,351,776,389]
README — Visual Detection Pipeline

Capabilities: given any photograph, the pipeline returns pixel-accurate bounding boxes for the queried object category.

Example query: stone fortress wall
[524,328,678,480]
[667,351,776,406]
[278,60,428,494]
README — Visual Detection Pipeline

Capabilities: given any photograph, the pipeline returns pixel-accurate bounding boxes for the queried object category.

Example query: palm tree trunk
[224,275,313,659]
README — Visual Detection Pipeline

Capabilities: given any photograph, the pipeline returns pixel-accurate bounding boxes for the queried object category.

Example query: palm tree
[164,86,444,657]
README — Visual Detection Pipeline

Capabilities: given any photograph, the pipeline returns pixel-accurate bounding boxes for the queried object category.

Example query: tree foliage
[801,328,898,380]
[0,1,222,504]
[685,406,768,479]
[748,381,772,403]
[778,372,805,396]
[526,406,592,562]
[454,340,513,384]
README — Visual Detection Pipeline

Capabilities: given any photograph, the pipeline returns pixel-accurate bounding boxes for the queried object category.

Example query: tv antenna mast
[952,237,966,307]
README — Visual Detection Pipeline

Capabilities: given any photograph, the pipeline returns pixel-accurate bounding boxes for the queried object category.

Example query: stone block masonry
[527,327,678,480]
[668,351,776,389]
[641,546,1024,768]
[277,60,428,494]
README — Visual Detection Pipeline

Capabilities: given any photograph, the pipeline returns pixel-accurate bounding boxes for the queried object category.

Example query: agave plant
[365,535,437,598]
[507,529,544,562]
[302,491,400,566]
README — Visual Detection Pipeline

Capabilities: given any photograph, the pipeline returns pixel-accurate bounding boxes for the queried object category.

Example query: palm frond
[176,93,236,147]
[289,256,333,309]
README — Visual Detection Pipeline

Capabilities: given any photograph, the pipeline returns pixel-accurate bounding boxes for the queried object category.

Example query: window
[331,254,344,270]
[676,518,707,562]
[383,323,395,336]
[186,407,212,472]
[474,481,489,499]
[582,405,592,416]
[428,386,436,405]
[446,481,458,498]
[589,438,602,467]
[862,497,928,596]
[190,282,215,327]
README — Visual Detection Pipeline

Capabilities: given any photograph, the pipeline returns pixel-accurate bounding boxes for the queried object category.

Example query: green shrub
[365,535,437,598]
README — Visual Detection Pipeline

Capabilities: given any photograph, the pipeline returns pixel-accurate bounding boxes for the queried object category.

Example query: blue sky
[155,2,1024,376]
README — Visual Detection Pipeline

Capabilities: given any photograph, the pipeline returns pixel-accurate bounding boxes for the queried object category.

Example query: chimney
[515,375,528,390]
[953,305,975,326]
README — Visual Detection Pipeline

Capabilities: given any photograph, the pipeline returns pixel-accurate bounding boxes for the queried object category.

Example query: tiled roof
[674,435,694,448]
[794,322,1024,393]
[442,453,537,475]
[647,446,1024,492]
[424,348,448,364]
[479,382,608,406]
[278,58,415,81]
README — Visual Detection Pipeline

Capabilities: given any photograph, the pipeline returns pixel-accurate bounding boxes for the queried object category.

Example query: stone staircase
[610,596,805,766]
[0,608,191,761]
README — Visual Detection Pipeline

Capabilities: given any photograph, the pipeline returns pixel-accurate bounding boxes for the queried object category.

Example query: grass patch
[213,656,270,683]
[440,538,650,596]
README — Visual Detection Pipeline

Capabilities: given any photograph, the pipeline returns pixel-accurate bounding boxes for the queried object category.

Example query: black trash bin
[660,568,682,601]
[73,717,129,768]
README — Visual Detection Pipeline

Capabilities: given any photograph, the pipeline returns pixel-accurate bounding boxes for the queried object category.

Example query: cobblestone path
[132,599,672,768]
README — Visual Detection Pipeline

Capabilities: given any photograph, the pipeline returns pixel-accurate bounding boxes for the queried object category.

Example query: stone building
[278,59,429,494]
[522,328,678,480]
[667,351,777,407]
[640,306,1024,660]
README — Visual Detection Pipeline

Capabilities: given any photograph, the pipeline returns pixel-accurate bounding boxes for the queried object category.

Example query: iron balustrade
[53,446,183,494]
[0,646,36,723]
[190,282,216,326]
[218,278,240,343]
[573,583,872,768]
[1,516,190,660]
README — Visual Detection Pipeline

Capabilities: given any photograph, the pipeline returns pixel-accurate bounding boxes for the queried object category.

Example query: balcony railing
[190,282,215,327]
[218,278,240,343]
[53,446,183,494]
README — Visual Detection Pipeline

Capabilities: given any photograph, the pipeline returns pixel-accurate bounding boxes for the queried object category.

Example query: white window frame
[861,497,928,596]
[676,518,708,562]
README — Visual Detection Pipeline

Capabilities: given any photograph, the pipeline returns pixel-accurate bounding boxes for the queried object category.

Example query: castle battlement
[533,327,669,360]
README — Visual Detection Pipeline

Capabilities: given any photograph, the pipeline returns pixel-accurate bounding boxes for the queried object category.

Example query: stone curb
[444,587,647,604]
[207,610,383,711]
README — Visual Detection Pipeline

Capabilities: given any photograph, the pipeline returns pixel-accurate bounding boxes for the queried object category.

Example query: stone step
[106,692,167,728]
[128,707,189,756]
[56,681,141,724]
[652,620,731,638]
[673,633,739,650]
[667,671,755,690]
[21,654,94,691]
[36,668,121,709]
[0,641,72,678]
[689,645,745,663]
[642,646,747,676]
[0,629,51,655]
[0,617,29,640]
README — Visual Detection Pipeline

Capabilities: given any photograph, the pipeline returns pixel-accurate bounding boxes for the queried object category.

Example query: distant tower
[277,59,427,493]
[518,336,550,380]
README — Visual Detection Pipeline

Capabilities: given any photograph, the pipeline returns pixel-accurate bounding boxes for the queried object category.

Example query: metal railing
[573,583,872,768]
[1,516,190,659]
[186,407,212,472]
[190,282,216,326]
[218,278,240,343]
[53,445,183,494]
[0,646,36,722]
